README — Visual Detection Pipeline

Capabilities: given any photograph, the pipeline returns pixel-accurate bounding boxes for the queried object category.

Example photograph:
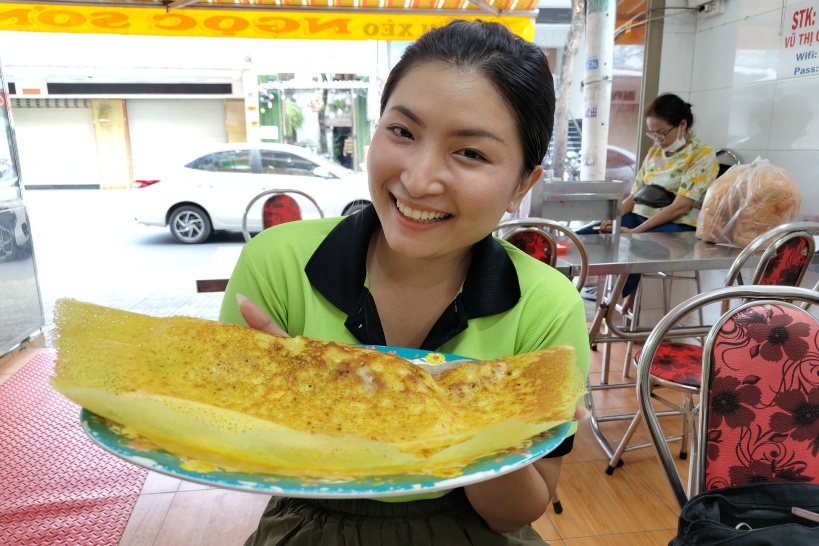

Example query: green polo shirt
[218,206,590,498]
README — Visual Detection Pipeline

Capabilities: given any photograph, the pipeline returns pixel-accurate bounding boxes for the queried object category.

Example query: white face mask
[663,126,687,155]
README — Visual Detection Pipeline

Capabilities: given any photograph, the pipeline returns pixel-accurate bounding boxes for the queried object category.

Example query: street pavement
[23,188,243,346]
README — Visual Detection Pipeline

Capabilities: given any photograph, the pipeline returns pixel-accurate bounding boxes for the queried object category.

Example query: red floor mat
[0,351,148,545]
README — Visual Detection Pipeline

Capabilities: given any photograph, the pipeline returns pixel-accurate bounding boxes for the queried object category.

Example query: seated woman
[579,93,719,299]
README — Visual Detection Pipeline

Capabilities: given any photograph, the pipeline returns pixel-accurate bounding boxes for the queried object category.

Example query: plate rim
[81,411,570,498]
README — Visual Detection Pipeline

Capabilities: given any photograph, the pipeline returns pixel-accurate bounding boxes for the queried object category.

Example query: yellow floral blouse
[630,133,719,227]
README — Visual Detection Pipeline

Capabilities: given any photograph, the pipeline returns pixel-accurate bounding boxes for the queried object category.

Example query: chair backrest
[263,194,301,229]
[495,218,588,291]
[637,285,819,510]
[715,148,740,179]
[700,300,819,491]
[242,189,324,243]
[724,222,819,288]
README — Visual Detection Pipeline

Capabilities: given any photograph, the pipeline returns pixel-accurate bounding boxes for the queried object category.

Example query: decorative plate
[80,346,571,498]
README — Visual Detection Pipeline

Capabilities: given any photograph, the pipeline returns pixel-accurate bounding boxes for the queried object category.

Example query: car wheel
[342,200,371,215]
[169,205,212,244]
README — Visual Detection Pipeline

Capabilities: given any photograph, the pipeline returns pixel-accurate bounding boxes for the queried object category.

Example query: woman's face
[645,116,686,149]
[367,62,540,260]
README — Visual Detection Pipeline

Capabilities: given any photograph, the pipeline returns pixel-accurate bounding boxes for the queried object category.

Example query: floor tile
[119,491,176,546]
[550,461,679,538]
[532,511,562,541]
[563,529,677,545]
[153,488,270,546]
[140,471,182,494]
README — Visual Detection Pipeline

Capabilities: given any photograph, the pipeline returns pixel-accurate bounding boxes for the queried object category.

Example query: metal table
[531,180,624,236]
[557,231,755,277]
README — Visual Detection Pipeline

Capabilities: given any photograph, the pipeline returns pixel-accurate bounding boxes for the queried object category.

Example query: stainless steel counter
[558,231,760,276]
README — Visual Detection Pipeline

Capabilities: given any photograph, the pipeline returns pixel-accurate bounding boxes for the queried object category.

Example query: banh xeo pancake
[51,298,586,477]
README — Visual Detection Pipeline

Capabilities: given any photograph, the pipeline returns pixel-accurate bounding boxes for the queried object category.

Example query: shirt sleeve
[510,264,590,385]
[218,238,289,332]
[530,296,590,383]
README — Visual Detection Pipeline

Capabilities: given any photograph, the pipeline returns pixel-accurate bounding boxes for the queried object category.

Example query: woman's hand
[599,219,634,234]
[597,219,615,233]
[236,294,289,337]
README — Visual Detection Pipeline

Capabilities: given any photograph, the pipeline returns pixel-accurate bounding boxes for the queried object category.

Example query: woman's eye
[387,126,413,139]
[459,149,487,161]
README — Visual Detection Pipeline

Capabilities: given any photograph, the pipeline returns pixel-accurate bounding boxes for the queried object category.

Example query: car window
[187,150,253,173]
[260,150,320,177]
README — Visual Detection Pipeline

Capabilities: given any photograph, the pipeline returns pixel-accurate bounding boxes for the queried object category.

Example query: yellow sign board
[0,4,534,41]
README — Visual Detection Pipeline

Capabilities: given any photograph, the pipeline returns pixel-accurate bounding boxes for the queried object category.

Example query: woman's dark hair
[644,93,694,129]
[380,19,555,178]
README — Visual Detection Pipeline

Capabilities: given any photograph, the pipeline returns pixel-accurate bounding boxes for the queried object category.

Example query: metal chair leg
[679,393,697,460]
[622,282,643,380]
[605,410,642,474]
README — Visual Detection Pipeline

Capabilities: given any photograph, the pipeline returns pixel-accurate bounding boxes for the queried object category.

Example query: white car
[132,143,372,243]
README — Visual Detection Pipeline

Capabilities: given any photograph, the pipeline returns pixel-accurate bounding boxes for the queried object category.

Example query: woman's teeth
[395,200,451,223]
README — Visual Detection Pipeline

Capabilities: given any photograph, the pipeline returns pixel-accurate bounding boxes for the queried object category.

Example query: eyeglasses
[645,126,675,140]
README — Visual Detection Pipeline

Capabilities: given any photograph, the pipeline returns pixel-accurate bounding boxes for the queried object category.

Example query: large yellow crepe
[51,299,585,477]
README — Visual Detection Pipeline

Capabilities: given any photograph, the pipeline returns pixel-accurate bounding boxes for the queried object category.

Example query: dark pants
[577,213,696,297]
[243,488,548,546]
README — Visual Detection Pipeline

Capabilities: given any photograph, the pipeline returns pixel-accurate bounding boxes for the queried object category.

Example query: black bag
[670,483,819,546]
[633,184,676,207]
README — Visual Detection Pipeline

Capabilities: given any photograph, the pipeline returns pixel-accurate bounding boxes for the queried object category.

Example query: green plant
[284,98,304,140]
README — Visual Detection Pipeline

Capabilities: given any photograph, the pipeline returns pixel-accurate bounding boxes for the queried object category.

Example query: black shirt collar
[305,205,520,349]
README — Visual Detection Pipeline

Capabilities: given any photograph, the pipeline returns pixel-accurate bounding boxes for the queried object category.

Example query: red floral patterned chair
[720,221,817,312]
[638,285,819,509]
[496,218,588,291]
[606,222,819,475]
[242,189,324,242]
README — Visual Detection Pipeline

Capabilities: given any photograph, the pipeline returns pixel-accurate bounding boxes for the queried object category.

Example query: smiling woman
[218,19,589,546]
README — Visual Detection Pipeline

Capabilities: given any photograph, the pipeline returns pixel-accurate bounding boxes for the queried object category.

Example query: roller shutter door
[12,98,101,189]
[127,99,227,179]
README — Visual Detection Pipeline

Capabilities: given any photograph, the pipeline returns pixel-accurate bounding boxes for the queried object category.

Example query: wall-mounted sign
[0,4,534,41]
[779,0,819,79]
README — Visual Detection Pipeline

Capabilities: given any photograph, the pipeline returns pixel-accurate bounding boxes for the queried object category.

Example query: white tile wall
[769,76,819,151]
[691,8,782,91]
[663,0,698,33]
[659,31,697,91]
[690,82,776,151]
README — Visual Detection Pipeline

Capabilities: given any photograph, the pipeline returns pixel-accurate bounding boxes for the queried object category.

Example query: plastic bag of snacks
[696,157,802,247]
